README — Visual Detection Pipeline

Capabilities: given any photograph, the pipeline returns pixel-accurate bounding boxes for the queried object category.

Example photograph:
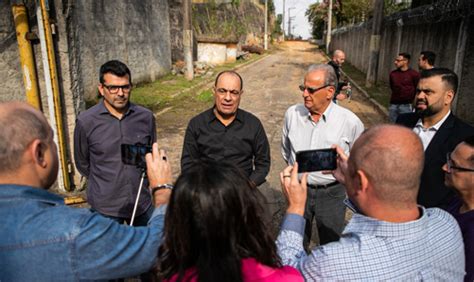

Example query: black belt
[308,181,339,189]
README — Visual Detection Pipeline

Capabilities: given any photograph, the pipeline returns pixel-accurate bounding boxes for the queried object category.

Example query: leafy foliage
[192,0,276,39]
[306,0,409,39]
[273,13,283,36]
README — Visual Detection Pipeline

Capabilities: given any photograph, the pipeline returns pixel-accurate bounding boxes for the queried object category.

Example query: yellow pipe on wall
[38,0,71,191]
[12,4,41,110]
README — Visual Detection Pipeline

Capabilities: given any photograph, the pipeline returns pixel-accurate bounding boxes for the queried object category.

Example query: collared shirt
[181,108,270,186]
[281,102,364,185]
[0,184,166,280]
[276,205,465,281]
[74,100,156,218]
[413,110,451,150]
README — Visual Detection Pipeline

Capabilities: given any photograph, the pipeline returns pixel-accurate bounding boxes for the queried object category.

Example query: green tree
[306,2,327,39]
[306,0,410,39]
[273,13,283,36]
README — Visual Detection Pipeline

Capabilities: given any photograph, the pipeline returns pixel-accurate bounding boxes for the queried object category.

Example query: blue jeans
[304,183,346,247]
[389,103,412,122]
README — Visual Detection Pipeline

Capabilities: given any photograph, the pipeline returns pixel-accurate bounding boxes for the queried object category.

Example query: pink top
[165,258,304,282]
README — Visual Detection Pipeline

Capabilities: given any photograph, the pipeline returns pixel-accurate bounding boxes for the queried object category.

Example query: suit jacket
[397,112,474,209]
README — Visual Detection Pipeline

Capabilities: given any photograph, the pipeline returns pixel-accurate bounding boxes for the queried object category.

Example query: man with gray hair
[281,64,364,247]
[278,125,465,280]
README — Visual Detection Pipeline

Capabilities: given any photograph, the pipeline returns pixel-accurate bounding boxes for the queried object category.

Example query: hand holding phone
[295,148,337,173]
[121,143,152,169]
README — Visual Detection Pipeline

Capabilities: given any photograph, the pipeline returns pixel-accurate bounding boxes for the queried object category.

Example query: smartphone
[336,81,348,93]
[121,143,152,169]
[296,148,337,173]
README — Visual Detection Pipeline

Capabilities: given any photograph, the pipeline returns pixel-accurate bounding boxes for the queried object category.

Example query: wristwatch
[151,184,174,195]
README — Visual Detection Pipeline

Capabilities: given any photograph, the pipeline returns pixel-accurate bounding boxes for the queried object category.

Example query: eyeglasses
[102,84,132,94]
[446,153,474,173]
[299,84,331,94]
[215,88,241,96]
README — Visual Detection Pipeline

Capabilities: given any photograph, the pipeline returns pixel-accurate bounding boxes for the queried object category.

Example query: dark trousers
[99,204,154,227]
[304,183,346,248]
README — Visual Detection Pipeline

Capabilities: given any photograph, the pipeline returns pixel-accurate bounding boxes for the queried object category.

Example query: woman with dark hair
[158,161,303,282]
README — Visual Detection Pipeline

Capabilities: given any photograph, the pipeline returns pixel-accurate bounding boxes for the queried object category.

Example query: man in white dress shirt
[281,64,364,246]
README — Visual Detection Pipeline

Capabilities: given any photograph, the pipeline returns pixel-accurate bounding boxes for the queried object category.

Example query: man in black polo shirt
[181,70,270,186]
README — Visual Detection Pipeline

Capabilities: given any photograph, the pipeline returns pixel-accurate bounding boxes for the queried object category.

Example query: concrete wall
[0,1,34,102]
[1,0,172,104]
[330,14,474,124]
[198,42,227,64]
[168,0,184,62]
[68,0,172,103]
[456,18,474,123]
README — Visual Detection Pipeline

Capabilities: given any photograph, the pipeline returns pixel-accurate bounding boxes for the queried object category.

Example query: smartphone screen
[121,144,152,168]
[296,148,337,173]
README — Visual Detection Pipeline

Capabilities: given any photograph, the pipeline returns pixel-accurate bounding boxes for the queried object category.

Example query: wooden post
[183,0,194,80]
[365,0,384,87]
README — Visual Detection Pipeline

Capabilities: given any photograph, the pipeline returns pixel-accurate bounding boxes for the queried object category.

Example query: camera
[121,143,152,169]
[296,148,337,173]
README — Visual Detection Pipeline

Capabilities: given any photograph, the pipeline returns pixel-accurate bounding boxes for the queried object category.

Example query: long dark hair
[158,160,281,282]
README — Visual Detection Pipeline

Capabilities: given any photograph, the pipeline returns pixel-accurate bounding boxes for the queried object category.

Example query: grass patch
[342,62,391,108]
[197,89,214,102]
[130,73,208,110]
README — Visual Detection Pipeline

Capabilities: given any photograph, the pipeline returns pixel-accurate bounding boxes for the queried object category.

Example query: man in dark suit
[397,68,474,209]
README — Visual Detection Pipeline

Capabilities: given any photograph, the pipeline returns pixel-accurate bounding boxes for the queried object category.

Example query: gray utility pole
[282,0,285,40]
[264,0,268,50]
[183,0,194,80]
[288,7,295,39]
[325,0,332,51]
[365,0,384,87]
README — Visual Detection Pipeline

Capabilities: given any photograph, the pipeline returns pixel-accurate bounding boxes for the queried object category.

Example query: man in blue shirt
[277,125,465,280]
[0,102,171,280]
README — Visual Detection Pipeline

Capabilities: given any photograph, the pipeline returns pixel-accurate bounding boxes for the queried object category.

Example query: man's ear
[357,170,369,194]
[98,83,105,97]
[30,139,48,168]
[326,86,335,100]
[445,89,454,105]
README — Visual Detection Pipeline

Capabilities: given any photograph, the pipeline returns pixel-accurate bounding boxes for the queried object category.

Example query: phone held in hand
[296,148,337,173]
[121,143,152,169]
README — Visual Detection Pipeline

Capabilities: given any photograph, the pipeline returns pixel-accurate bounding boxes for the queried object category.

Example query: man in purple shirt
[444,136,474,281]
[389,53,420,122]
[74,60,156,225]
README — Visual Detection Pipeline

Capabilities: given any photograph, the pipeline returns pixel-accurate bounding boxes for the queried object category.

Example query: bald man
[181,70,270,186]
[328,49,351,101]
[277,125,465,280]
[0,102,172,280]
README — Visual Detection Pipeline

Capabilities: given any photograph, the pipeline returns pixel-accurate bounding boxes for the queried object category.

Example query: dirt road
[156,41,388,235]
